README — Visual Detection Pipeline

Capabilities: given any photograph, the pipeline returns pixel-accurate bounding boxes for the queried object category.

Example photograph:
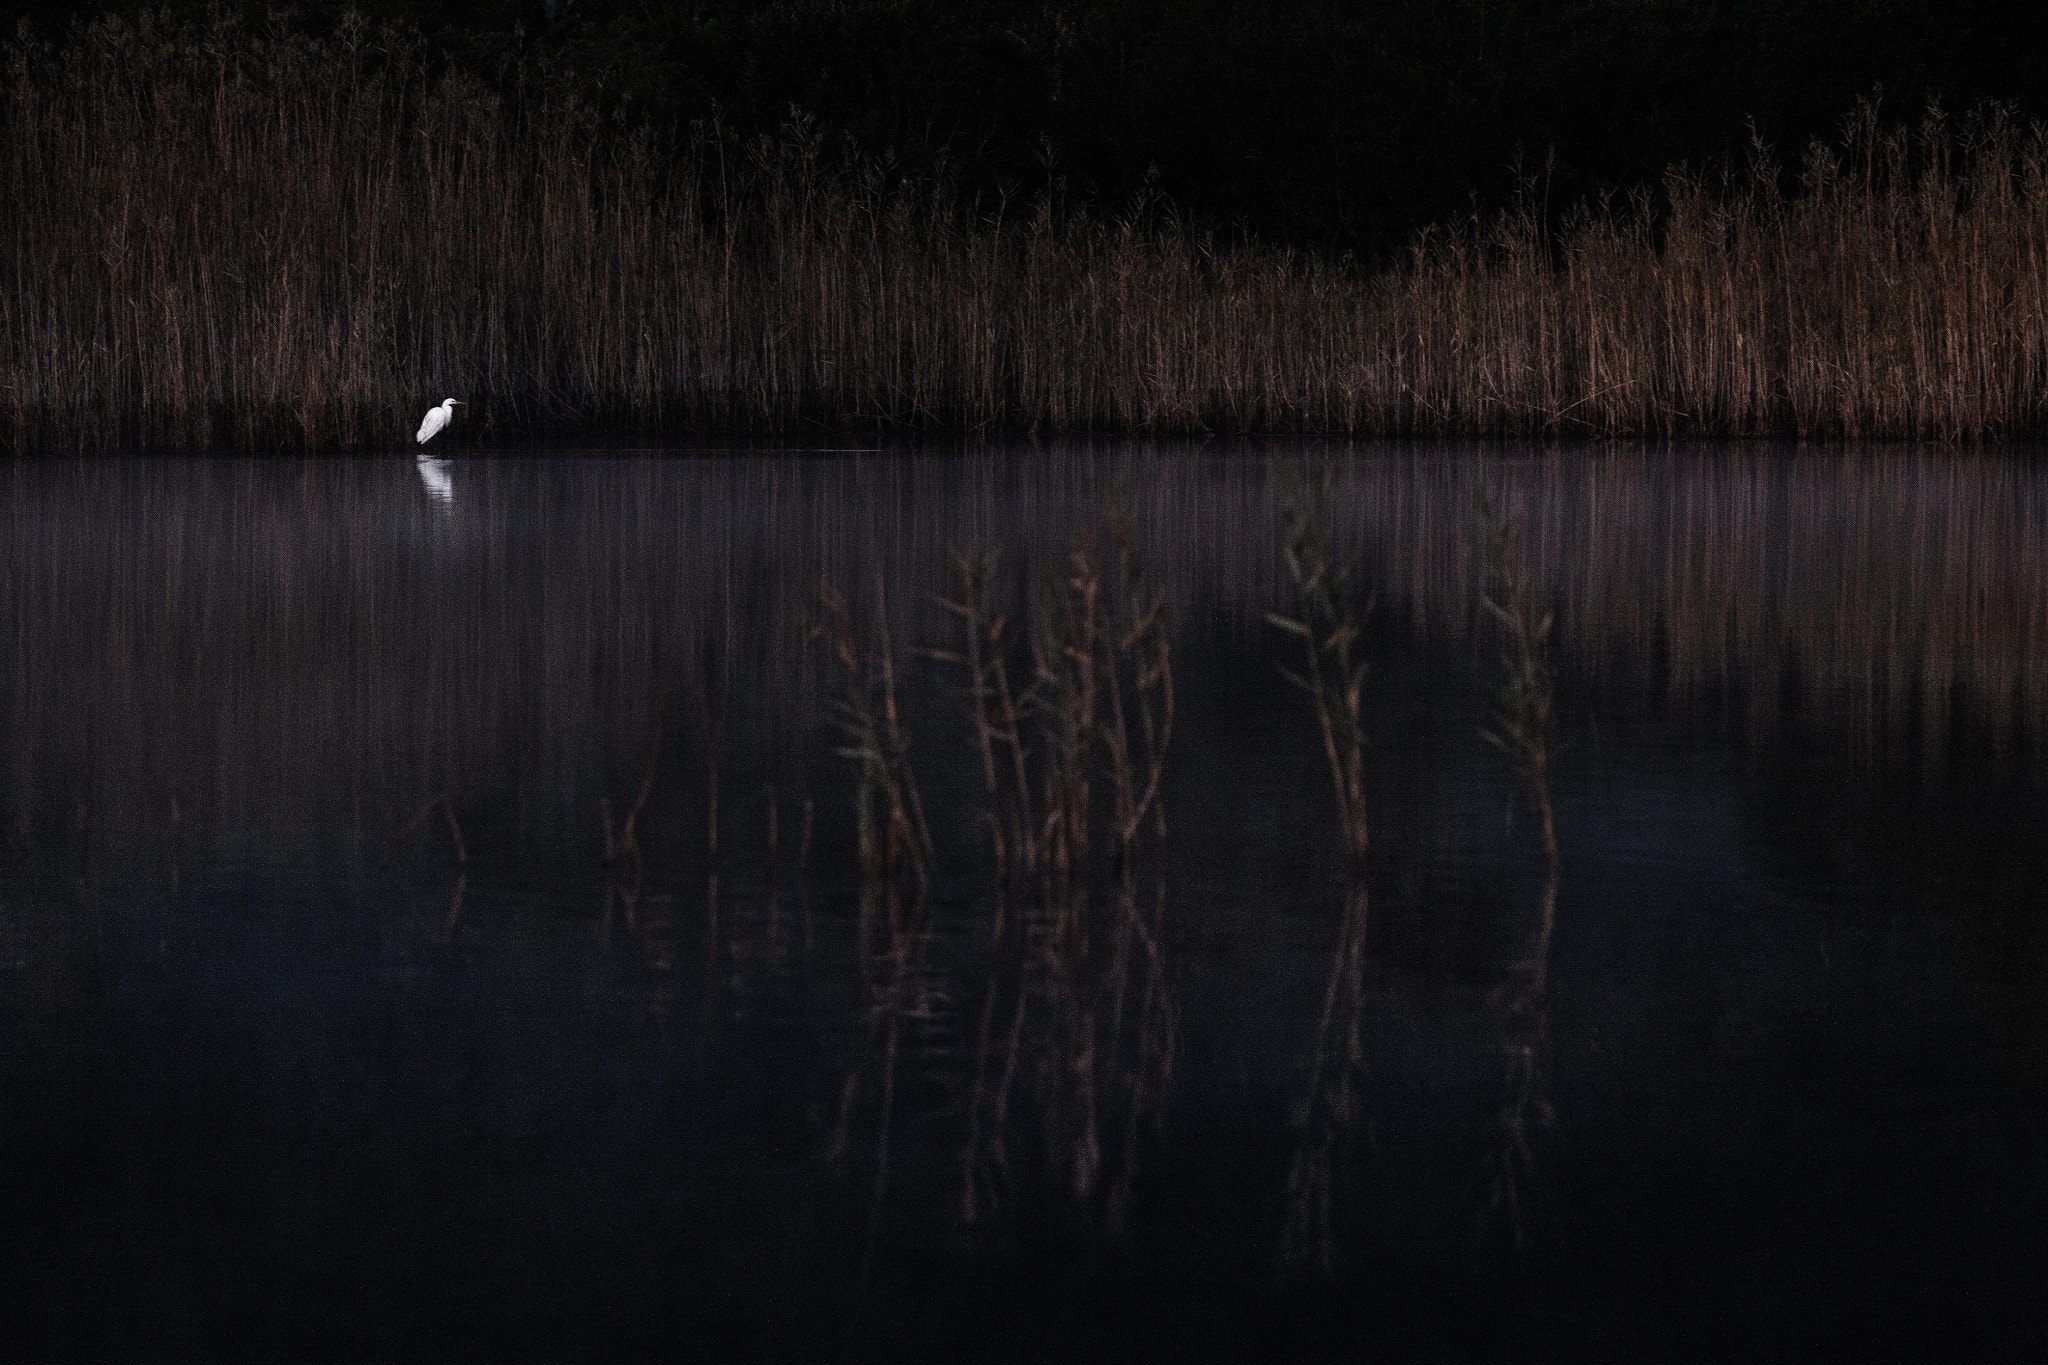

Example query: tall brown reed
[1476,492,1562,1246]
[1269,474,1372,869]
[9,16,2048,448]
[816,572,938,1276]
[1269,477,1376,1273]
[943,521,1177,1231]
[1477,495,1559,886]
[816,576,933,890]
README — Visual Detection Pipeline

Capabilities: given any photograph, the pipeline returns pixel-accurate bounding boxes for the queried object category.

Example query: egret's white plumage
[415,397,463,445]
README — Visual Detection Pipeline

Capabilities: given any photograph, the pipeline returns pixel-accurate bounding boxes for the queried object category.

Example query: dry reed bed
[8,16,2048,449]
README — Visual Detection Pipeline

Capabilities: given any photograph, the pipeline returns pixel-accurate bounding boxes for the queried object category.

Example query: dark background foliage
[8,2,2048,253]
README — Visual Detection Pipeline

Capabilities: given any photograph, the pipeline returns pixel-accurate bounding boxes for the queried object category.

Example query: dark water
[3,445,2045,1362]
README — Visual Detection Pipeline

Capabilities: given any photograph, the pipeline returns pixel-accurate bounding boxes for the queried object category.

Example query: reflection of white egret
[415,397,463,445]
[415,455,454,507]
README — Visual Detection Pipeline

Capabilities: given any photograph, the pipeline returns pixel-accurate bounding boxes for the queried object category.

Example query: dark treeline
[11,12,2048,447]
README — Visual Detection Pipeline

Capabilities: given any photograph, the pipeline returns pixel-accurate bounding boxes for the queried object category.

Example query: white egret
[415,397,464,445]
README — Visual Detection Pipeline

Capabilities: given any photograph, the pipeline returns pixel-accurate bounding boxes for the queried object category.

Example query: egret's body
[416,398,463,445]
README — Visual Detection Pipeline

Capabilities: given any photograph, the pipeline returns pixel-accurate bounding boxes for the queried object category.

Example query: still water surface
[3,445,2045,1361]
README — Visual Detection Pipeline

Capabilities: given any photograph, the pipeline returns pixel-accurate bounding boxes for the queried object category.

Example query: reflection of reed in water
[940,523,1178,1234]
[385,787,472,948]
[956,866,1176,1236]
[392,791,469,868]
[1272,479,1375,1276]
[815,571,941,1277]
[1476,495,1561,1247]
[1279,879,1370,1278]
[7,451,2043,877]
[1348,451,2048,753]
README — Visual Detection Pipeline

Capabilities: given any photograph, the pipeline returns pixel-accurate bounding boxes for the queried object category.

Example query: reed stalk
[1269,475,1371,869]
[1271,478,1376,1273]
[1477,495,1560,886]
[601,710,666,875]
[9,16,2048,447]
[1476,491,1563,1247]
[939,518,1177,1231]
[816,576,933,890]
[391,789,467,865]
[930,548,1036,883]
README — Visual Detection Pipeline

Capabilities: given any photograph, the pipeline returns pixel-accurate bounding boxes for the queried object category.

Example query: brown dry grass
[8,16,2048,449]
